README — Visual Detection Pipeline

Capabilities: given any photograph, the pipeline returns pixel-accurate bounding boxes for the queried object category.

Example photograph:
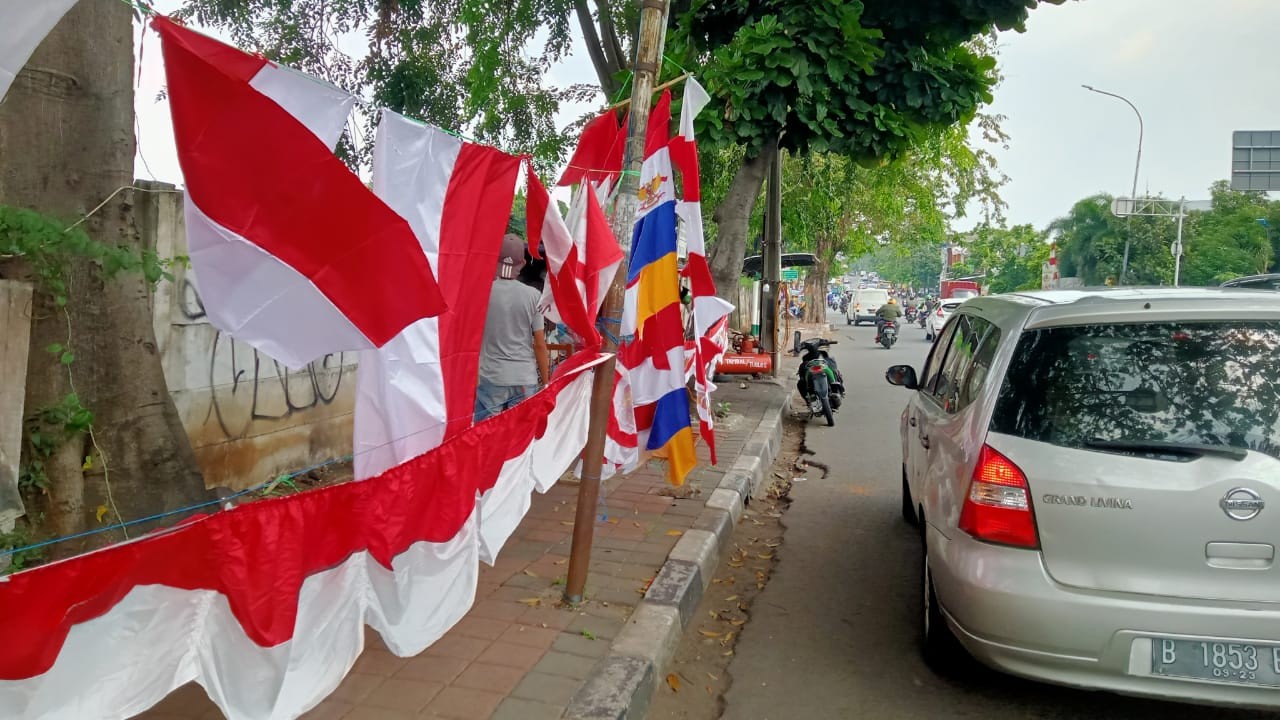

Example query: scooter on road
[796,338,845,427]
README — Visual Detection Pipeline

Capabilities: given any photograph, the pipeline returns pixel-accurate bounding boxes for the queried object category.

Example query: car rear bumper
[928,525,1280,709]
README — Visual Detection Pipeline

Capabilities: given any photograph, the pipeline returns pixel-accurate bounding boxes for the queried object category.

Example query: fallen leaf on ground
[724,595,739,602]
[518,598,542,606]
[709,610,718,619]
[757,552,774,560]
[706,686,713,695]
[721,632,735,646]
[554,559,567,565]
[560,520,574,526]
[728,561,744,568]
[608,518,619,524]
[766,540,781,548]
[666,673,681,692]
[698,629,723,638]
[751,519,764,526]
[730,619,746,626]
[707,672,720,681]
[523,569,538,576]
[666,529,683,536]
[723,649,734,656]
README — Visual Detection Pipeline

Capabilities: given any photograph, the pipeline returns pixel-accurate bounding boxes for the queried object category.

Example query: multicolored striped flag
[614,90,696,486]
[670,78,735,463]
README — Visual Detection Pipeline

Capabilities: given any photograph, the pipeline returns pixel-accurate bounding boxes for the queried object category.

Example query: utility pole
[565,0,670,604]
[760,141,782,377]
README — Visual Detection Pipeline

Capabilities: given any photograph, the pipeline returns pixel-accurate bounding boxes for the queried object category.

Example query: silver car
[886,288,1280,710]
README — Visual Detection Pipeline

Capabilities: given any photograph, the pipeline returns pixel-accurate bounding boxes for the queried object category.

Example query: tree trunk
[573,0,620,98]
[707,140,775,305]
[0,0,210,559]
[803,237,833,324]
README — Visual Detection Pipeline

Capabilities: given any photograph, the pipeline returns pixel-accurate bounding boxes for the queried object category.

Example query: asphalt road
[720,315,1271,720]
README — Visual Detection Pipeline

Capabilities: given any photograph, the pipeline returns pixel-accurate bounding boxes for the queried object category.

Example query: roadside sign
[1171,240,1183,257]
[781,268,799,280]
[1231,131,1280,191]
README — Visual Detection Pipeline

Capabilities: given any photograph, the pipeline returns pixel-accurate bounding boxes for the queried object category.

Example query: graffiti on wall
[178,279,353,440]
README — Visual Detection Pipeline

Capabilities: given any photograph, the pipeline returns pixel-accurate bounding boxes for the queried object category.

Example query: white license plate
[1151,637,1280,687]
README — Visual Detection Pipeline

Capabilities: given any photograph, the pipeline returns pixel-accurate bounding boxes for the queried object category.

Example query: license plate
[1151,637,1280,687]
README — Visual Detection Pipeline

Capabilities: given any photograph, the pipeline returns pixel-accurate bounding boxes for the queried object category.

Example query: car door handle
[919,434,930,449]
[909,417,917,427]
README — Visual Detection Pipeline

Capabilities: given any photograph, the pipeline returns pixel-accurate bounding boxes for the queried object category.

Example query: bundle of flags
[598,82,735,485]
[0,16,622,720]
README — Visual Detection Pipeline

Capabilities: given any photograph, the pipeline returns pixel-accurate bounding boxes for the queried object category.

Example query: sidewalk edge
[563,385,788,720]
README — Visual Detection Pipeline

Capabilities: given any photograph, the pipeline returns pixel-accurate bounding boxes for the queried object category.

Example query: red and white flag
[527,171,624,347]
[156,17,446,368]
[557,109,626,187]
[0,0,78,102]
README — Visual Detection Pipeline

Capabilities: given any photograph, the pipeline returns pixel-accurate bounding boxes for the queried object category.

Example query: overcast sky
[134,0,1280,230]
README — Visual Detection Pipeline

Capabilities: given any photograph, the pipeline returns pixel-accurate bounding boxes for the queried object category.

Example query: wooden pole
[565,0,671,604]
[606,73,689,110]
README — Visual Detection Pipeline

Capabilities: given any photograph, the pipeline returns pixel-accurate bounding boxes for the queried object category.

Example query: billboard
[1231,131,1280,191]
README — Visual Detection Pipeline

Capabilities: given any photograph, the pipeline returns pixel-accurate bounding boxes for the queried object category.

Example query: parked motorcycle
[879,320,899,349]
[796,338,845,427]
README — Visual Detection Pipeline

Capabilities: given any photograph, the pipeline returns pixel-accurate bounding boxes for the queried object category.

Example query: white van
[849,288,889,325]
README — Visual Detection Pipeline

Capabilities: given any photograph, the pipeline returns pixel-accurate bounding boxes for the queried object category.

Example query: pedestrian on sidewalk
[474,233,551,422]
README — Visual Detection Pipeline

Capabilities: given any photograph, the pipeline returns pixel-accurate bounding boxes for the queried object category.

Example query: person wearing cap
[474,234,551,423]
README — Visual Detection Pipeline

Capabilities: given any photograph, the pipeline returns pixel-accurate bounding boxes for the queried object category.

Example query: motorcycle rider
[875,297,903,343]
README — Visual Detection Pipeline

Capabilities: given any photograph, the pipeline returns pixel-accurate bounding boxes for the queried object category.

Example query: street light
[1082,84,1144,284]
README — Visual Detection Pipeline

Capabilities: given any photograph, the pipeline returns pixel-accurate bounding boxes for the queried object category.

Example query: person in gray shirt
[474,233,551,422]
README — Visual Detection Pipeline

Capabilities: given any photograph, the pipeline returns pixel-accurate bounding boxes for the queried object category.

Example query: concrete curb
[564,386,789,720]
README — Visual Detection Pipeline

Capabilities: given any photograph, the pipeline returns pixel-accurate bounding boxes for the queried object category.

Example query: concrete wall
[136,181,357,491]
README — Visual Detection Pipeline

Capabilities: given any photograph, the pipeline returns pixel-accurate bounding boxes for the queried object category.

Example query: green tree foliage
[946,224,1047,293]
[180,0,596,173]
[1181,181,1276,285]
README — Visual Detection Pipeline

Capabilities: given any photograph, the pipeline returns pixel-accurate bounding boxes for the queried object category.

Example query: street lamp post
[1082,84,1143,284]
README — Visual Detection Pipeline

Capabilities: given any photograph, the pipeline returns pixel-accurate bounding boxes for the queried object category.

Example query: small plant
[0,524,45,574]
[259,475,300,498]
[580,629,596,640]
[552,577,565,587]
[714,401,732,419]
[20,393,94,492]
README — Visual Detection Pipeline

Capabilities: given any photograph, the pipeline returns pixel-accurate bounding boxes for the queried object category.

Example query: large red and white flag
[0,0,78,102]
[156,17,446,368]
[353,108,524,480]
[557,109,626,187]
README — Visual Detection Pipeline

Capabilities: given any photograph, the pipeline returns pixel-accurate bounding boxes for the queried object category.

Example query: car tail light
[935,308,944,317]
[958,445,1039,549]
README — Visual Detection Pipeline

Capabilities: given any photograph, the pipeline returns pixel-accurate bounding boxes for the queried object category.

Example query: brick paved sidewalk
[138,375,786,720]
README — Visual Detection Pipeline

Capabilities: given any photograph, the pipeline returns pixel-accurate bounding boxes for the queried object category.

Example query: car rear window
[990,322,1280,458]
[858,290,888,305]
[941,301,963,312]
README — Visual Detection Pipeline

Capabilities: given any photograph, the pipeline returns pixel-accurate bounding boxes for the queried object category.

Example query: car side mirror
[885,364,919,390]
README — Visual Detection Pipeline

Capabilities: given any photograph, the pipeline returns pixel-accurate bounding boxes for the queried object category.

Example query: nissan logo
[1220,487,1265,521]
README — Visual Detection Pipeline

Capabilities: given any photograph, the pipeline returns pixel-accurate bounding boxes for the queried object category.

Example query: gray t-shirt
[478,279,542,386]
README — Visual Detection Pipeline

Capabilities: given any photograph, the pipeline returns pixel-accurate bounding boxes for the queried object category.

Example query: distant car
[887,288,1280,711]
[925,299,964,340]
[849,288,890,325]
[1222,274,1280,291]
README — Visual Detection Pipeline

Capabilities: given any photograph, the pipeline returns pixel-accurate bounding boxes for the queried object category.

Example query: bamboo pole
[564,0,672,604]
[606,72,689,110]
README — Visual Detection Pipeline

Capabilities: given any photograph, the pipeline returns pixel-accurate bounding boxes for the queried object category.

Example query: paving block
[705,488,744,526]
[609,603,681,672]
[716,470,751,500]
[564,655,655,720]
[667,529,719,592]
[492,697,565,720]
[510,671,584,706]
[641,559,702,625]
[532,650,599,680]
[690,509,733,562]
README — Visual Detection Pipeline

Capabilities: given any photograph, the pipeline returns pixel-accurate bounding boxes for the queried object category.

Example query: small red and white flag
[156,17,447,368]
[557,109,627,188]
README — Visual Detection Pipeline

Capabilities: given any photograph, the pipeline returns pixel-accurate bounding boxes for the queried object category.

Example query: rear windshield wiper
[1083,438,1248,462]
